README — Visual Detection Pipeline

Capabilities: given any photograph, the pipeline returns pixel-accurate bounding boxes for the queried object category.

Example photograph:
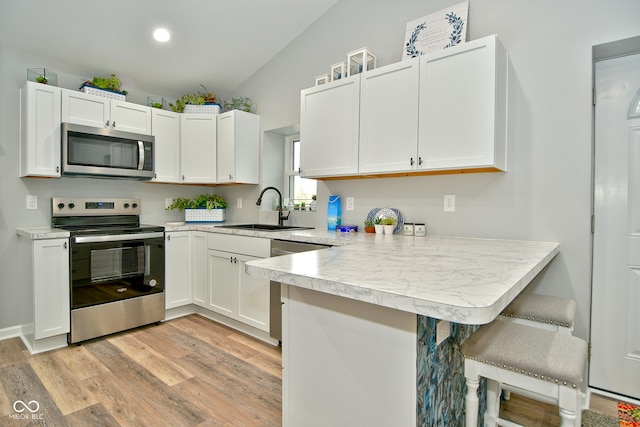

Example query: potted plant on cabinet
[166,193,227,223]
[364,218,375,233]
[80,74,128,100]
[170,84,221,113]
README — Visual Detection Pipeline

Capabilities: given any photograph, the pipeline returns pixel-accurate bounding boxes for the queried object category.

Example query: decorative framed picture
[402,1,469,60]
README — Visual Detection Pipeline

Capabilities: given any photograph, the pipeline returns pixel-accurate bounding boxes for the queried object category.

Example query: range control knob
[57,203,65,209]
[68,203,75,209]
[123,203,130,208]
[132,203,138,208]
[148,279,157,287]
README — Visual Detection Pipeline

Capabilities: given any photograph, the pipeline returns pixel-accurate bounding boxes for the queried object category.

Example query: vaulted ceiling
[0,0,338,98]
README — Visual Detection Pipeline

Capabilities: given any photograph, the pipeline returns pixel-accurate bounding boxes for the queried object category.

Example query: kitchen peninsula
[245,233,559,426]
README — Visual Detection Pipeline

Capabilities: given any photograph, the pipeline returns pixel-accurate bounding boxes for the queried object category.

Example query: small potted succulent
[166,193,227,223]
[374,217,384,234]
[382,217,397,235]
[80,74,128,97]
[364,218,375,233]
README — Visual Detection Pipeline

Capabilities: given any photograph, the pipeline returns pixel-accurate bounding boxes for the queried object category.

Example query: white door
[591,52,640,400]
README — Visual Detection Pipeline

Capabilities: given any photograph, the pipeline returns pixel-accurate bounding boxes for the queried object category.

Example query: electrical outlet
[436,320,451,345]
[444,194,456,212]
[165,198,173,209]
[237,198,243,209]
[346,197,355,211]
[26,195,38,210]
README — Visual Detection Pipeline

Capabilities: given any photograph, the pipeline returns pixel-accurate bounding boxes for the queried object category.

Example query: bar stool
[500,293,576,335]
[461,319,587,427]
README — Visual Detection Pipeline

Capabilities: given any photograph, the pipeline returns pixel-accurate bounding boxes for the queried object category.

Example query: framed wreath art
[402,1,469,60]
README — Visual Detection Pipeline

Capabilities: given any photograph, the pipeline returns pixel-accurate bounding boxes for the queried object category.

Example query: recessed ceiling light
[153,28,171,43]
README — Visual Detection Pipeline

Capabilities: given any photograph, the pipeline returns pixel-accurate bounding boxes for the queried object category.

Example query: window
[285,135,317,211]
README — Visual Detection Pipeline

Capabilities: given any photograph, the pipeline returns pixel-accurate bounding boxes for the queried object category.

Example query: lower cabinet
[207,234,270,332]
[18,236,70,353]
[165,231,193,309]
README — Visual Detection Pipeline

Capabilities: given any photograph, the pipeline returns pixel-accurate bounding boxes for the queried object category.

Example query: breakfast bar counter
[245,234,559,426]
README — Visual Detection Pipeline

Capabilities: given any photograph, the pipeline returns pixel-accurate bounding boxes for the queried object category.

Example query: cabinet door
[359,59,420,173]
[300,75,360,177]
[192,232,208,308]
[217,110,259,184]
[61,89,110,128]
[180,114,217,183]
[419,34,507,171]
[110,101,152,134]
[165,232,192,309]
[20,82,62,177]
[33,239,70,339]
[152,109,181,183]
[208,249,235,316]
[237,254,269,332]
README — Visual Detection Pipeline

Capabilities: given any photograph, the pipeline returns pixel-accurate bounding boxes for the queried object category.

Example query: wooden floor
[0,314,621,426]
[0,315,282,426]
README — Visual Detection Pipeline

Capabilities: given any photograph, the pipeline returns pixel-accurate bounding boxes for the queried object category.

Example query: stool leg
[465,375,480,427]
[484,380,500,427]
[503,389,512,401]
[558,407,578,427]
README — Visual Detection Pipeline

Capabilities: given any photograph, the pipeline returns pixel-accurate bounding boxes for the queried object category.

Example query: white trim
[589,387,640,407]
[0,325,21,341]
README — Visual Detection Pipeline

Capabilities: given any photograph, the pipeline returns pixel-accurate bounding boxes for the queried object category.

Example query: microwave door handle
[138,141,145,170]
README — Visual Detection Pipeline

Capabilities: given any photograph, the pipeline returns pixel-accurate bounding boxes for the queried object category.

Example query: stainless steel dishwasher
[270,239,331,342]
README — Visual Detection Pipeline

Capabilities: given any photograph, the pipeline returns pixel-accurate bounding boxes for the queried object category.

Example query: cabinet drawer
[208,233,270,257]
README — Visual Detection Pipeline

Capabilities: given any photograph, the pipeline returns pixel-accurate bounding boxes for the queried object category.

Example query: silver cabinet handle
[105,120,110,127]
[418,157,423,165]
[63,241,67,249]
[112,121,116,128]
[410,157,415,166]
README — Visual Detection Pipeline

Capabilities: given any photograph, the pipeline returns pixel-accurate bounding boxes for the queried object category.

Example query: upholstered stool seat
[500,293,576,334]
[461,319,587,427]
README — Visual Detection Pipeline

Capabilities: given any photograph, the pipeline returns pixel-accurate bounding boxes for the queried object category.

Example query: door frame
[590,34,640,403]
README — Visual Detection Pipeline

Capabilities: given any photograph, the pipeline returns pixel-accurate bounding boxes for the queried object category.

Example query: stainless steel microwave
[61,122,155,180]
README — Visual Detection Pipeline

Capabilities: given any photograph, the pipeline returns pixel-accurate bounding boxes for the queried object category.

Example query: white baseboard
[0,325,21,341]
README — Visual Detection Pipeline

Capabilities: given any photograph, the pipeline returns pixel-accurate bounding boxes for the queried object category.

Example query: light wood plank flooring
[0,314,620,426]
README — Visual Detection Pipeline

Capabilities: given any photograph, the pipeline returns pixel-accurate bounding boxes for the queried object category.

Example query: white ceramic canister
[403,223,414,236]
[414,223,426,237]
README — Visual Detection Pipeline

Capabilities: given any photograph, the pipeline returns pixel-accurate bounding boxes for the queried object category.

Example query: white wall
[230,0,640,341]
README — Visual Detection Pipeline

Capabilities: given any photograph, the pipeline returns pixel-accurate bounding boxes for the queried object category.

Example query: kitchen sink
[216,223,314,232]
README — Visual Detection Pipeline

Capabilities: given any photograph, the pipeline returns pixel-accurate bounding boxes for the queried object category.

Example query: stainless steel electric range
[52,197,165,344]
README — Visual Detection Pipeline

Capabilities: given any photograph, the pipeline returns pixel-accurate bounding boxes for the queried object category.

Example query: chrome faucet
[256,186,290,226]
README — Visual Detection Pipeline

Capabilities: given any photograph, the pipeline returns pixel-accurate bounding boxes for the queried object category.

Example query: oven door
[70,232,165,310]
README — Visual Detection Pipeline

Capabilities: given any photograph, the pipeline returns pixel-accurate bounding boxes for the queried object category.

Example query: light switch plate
[237,198,243,209]
[346,197,355,211]
[26,195,38,210]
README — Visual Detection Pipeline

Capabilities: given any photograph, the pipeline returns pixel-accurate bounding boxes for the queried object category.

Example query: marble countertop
[245,234,559,325]
[17,223,559,324]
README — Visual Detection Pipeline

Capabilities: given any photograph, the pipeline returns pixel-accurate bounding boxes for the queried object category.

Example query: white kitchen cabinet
[359,58,420,173]
[300,75,360,178]
[180,114,217,184]
[19,236,70,353]
[418,34,508,171]
[191,231,208,308]
[20,81,62,177]
[164,231,192,309]
[151,109,181,183]
[207,234,270,332]
[61,89,152,134]
[217,110,259,184]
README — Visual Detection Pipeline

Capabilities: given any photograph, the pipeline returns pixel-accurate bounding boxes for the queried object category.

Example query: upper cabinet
[359,59,420,174]
[217,110,260,184]
[180,114,217,184]
[299,34,508,179]
[61,89,152,134]
[152,109,181,183]
[300,75,360,178]
[20,81,62,177]
[418,34,507,171]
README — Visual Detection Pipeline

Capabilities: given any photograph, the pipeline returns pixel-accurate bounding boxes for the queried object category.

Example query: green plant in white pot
[166,193,227,223]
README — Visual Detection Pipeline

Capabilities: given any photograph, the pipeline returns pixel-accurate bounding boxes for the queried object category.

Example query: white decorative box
[184,208,226,223]
[330,62,347,81]
[184,103,221,114]
[346,47,378,76]
[315,74,330,86]
[80,84,126,101]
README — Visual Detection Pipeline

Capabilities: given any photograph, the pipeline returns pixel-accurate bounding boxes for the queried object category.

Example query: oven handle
[73,231,164,244]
